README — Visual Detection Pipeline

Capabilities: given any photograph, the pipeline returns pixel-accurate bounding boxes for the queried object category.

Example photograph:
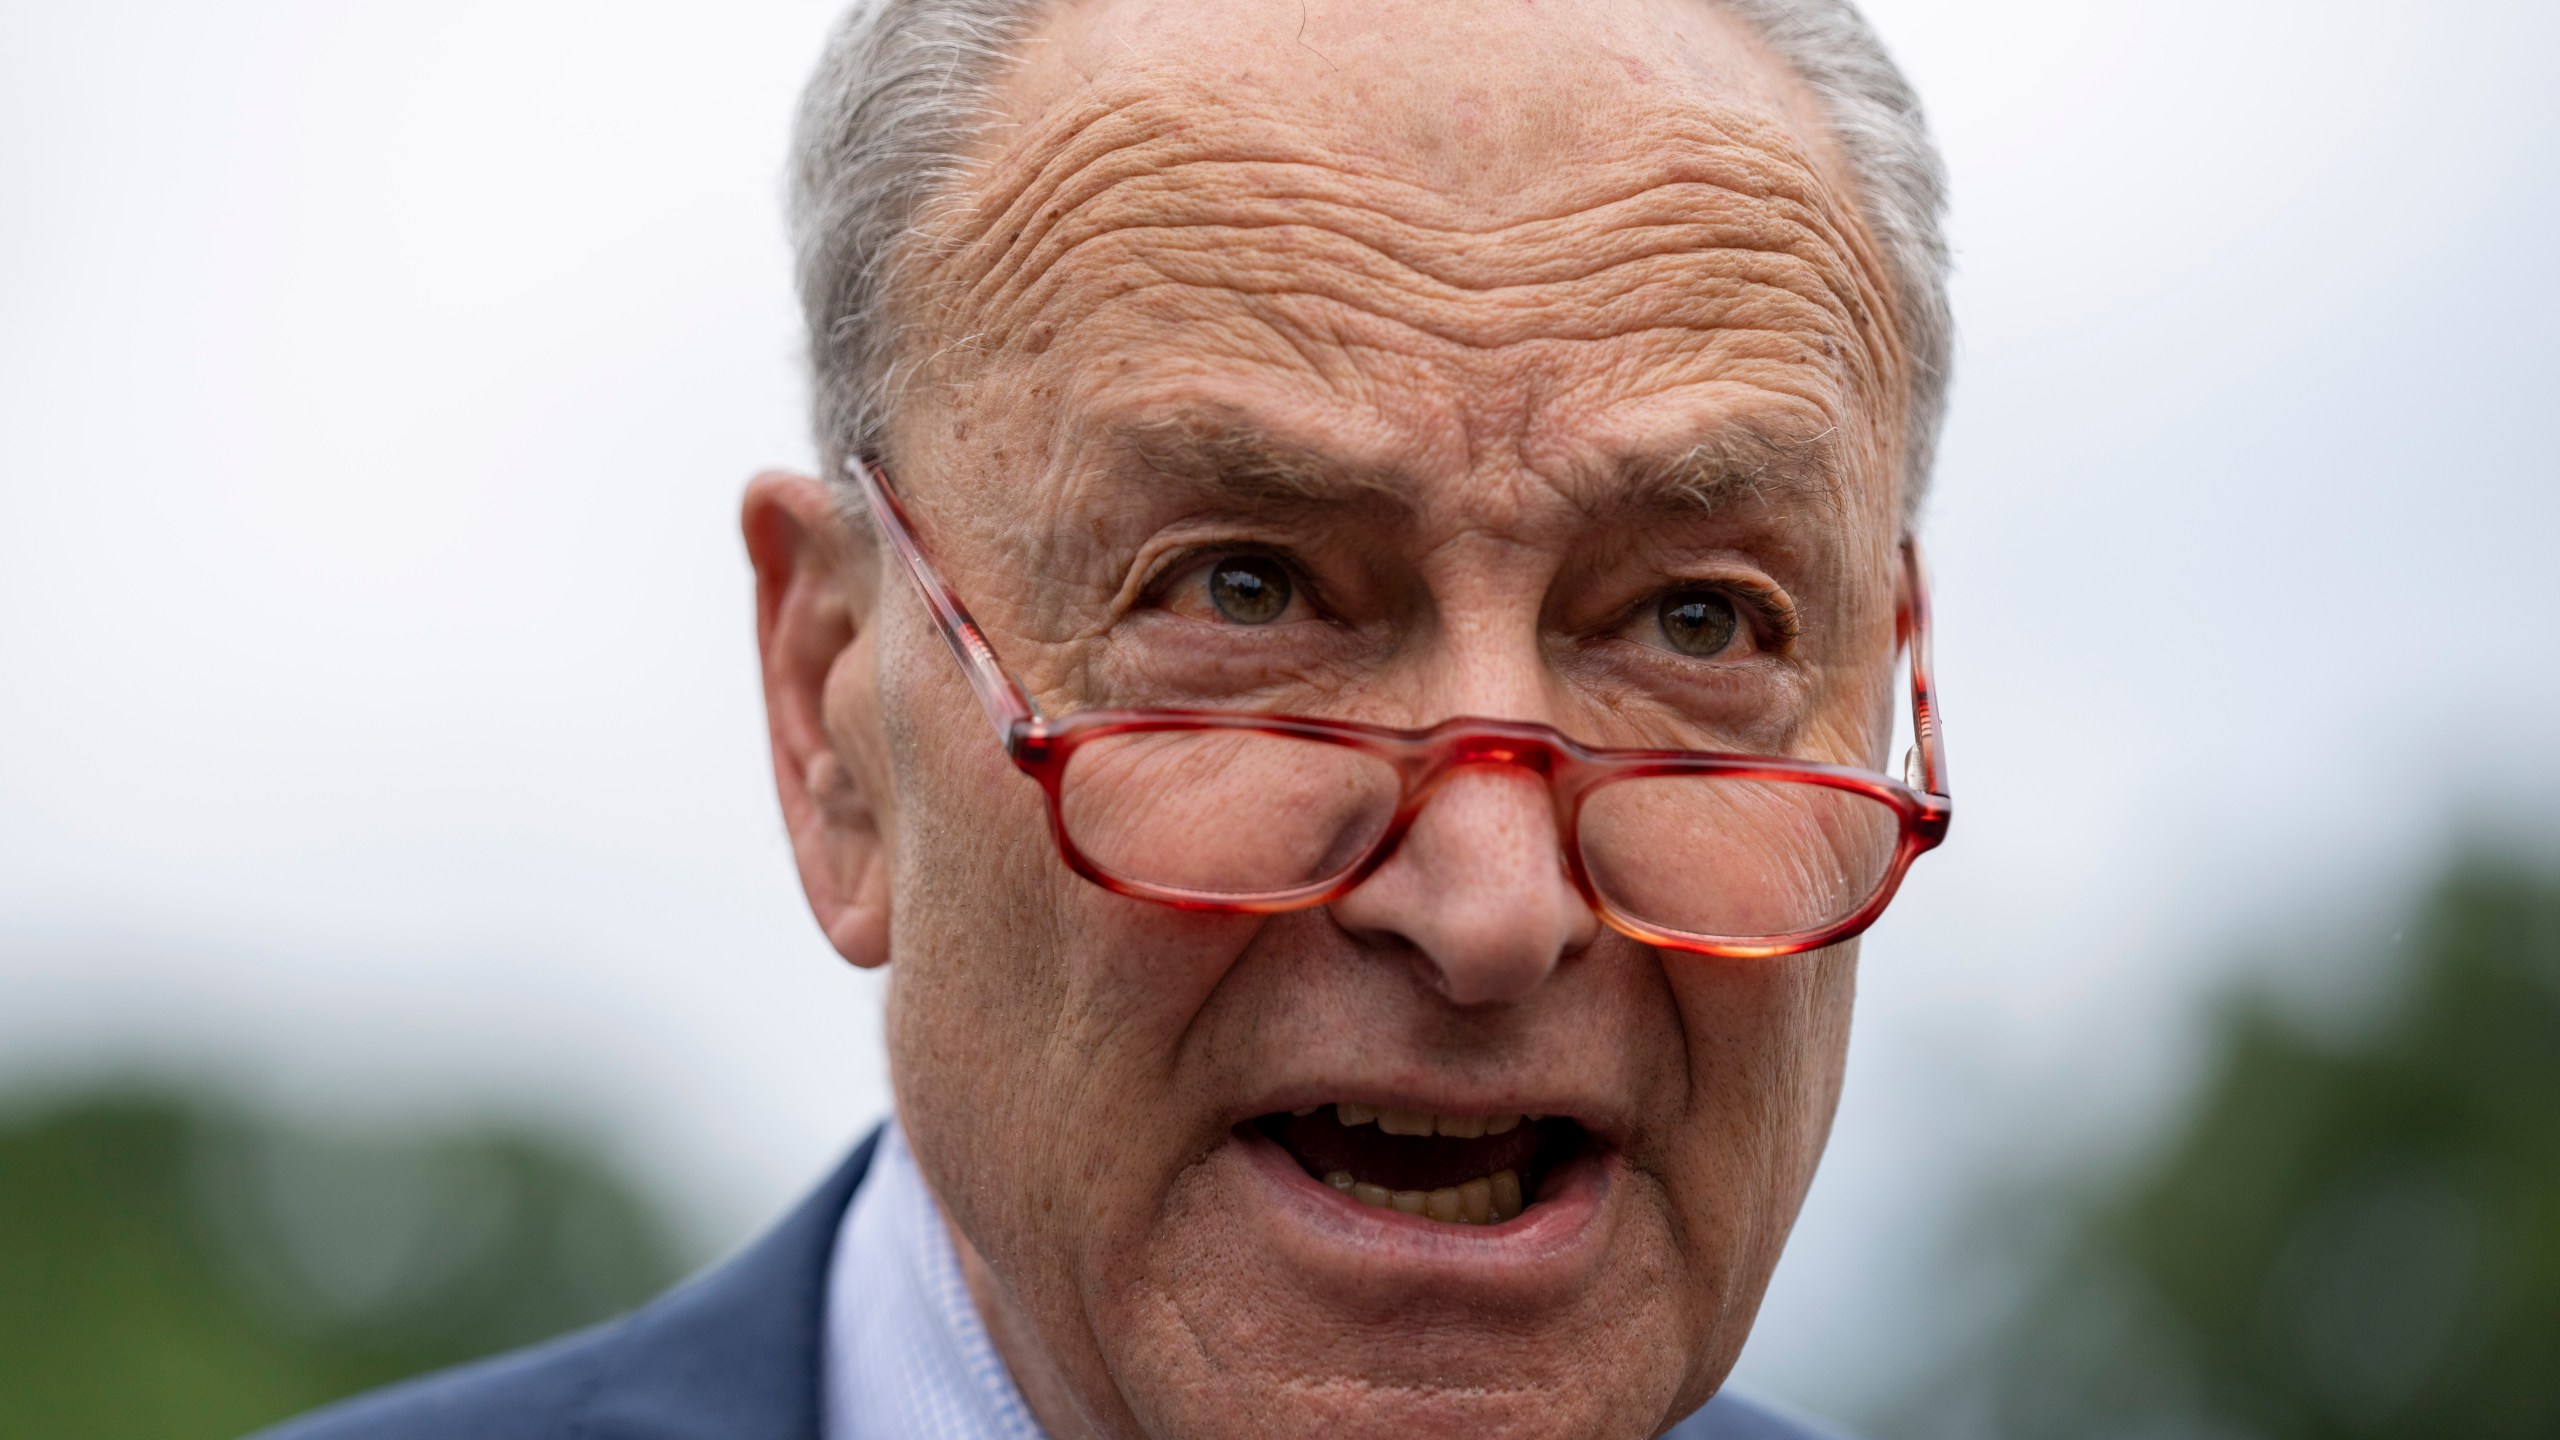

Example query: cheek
[894,894,1276,1370]
[879,658,1271,1283]
[1654,944,1856,1258]
[875,619,1070,1228]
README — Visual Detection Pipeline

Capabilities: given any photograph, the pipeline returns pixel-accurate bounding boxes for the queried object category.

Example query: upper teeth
[1333,1102,1525,1137]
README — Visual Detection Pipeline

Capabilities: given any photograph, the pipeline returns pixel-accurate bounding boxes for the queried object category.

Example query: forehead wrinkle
[923,83,1892,383]
[950,84,1862,285]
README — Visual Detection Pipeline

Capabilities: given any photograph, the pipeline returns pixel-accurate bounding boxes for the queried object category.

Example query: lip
[1222,1120,1620,1297]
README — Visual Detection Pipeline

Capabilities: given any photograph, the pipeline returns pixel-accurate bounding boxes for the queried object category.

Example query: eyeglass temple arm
[844,455,1043,748]
[1902,537,1950,800]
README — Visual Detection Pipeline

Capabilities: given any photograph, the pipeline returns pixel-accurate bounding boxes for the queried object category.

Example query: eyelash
[1700,581,1794,641]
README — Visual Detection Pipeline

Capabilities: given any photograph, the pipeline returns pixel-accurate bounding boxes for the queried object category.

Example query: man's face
[756,0,1914,1435]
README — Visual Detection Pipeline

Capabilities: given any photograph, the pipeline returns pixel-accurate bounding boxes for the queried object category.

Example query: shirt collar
[824,1119,1052,1440]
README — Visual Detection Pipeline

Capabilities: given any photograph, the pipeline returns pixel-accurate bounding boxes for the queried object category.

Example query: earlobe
[742,469,894,970]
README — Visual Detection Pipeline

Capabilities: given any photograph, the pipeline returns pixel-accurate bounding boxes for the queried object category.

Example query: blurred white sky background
[3,0,2556,1422]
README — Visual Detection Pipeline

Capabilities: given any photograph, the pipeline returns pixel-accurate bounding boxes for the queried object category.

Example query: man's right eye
[1206,555,1291,624]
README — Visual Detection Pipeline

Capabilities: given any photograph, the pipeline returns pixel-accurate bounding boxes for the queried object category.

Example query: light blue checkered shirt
[824,1121,1052,1440]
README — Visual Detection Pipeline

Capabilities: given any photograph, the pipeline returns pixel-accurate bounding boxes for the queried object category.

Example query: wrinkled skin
[744,0,1916,1436]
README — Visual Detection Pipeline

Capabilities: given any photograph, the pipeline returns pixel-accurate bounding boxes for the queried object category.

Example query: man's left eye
[1145,549,1319,630]
[1205,554,1294,625]
[1655,588,1741,657]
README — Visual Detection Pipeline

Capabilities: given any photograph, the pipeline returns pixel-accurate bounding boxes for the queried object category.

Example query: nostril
[1427,945,1557,1007]
[1412,904,1591,1006]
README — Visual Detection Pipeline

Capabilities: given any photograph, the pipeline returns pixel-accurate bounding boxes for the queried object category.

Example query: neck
[949,1211,1114,1440]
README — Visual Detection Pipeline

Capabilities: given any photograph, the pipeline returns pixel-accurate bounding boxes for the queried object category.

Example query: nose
[1327,765,1600,1005]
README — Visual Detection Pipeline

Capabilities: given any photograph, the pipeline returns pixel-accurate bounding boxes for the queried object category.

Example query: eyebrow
[1116,413,1412,515]
[1605,421,1846,521]
[1111,409,1842,521]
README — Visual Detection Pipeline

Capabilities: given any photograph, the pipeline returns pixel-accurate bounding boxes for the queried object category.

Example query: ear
[742,470,893,969]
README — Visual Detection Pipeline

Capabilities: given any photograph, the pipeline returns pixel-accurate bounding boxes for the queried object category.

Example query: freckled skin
[747,1,1917,1437]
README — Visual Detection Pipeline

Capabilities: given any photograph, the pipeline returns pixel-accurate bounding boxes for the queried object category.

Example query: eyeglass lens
[1054,726,1901,943]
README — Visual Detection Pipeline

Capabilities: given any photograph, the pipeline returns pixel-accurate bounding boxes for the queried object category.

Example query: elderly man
[267,0,1951,1436]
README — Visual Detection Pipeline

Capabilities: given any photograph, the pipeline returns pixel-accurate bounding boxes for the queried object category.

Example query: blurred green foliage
[1909,852,2560,1439]
[0,1090,688,1440]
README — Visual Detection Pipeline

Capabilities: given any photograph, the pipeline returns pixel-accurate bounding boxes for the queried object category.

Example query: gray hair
[789,0,1950,513]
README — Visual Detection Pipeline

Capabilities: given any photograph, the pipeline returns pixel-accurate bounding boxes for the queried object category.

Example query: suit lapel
[573,1128,880,1440]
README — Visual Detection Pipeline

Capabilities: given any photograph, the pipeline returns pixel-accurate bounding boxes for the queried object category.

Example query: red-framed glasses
[847,455,1951,959]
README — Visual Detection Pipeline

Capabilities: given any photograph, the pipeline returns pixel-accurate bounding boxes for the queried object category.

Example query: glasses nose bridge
[1397,727,1576,827]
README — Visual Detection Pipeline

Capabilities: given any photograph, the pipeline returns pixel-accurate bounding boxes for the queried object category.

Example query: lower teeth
[1326,1168,1524,1224]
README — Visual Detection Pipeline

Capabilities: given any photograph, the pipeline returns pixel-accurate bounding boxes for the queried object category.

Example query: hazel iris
[1658,589,1740,657]
[1207,555,1292,625]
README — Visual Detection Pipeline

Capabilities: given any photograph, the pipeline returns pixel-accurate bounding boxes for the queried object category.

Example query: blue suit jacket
[256,1129,1845,1440]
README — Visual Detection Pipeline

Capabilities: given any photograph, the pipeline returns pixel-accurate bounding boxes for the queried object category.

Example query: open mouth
[1250,1104,1590,1226]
